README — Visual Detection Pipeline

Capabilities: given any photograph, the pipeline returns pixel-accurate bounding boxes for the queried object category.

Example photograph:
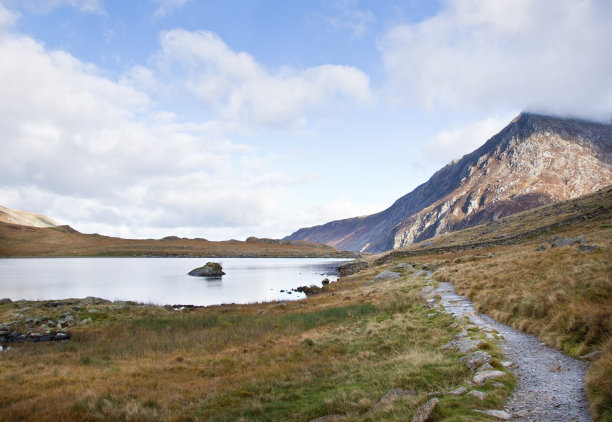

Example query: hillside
[0,205,58,228]
[0,223,353,258]
[286,113,612,252]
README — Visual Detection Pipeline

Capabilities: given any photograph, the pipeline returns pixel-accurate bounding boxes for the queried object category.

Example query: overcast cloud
[379,0,612,120]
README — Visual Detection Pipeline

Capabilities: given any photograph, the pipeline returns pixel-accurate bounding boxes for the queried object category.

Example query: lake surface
[0,257,351,306]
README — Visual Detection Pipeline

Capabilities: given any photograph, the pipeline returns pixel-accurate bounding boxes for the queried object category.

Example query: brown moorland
[0,223,354,258]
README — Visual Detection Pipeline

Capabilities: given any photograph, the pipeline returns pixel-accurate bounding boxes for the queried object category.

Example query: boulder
[473,370,506,385]
[80,297,111,305]
[188,262,226,277]
[366,270,401,285]
[411,398,439,422]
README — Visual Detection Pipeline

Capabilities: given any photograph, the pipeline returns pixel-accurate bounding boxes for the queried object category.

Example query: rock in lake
[188,262,226,277]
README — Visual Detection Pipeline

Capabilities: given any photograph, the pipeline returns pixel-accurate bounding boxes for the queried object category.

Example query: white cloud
[0,31,299,240]
[0,2,18,31]
[327,0,376,38]
[419,114,516,166]
[152,0,191,18]
[379,0,612,120]
[153,29,373,129]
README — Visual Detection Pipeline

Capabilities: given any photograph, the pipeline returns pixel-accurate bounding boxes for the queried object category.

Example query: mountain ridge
[285,112,612,252]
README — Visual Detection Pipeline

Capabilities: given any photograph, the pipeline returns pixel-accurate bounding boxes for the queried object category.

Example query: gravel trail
[435,281,592,422]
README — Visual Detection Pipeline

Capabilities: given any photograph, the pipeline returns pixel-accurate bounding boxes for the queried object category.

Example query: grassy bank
[0,264,512,421]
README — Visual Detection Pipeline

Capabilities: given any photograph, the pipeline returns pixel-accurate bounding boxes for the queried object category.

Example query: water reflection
[0,257,351,306]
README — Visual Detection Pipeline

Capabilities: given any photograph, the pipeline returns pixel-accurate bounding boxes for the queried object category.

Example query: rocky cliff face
[285,113,612,252]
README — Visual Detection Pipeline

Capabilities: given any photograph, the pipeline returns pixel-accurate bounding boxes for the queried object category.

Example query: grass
[0,264,513,421]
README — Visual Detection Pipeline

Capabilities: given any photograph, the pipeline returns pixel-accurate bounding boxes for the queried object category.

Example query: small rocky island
[188,262,226,277]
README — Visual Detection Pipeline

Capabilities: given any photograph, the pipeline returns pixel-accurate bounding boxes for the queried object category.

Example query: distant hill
[285,113,612,252]
[0,222,353,258]
[0,205,58,228]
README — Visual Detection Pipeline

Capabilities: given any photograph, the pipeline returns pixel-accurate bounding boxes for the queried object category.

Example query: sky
[0,0,611,241]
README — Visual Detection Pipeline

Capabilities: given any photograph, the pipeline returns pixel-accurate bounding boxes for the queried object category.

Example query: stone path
[435,281,592,422]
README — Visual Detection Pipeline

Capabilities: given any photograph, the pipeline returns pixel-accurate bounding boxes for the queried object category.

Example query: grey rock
[476,363,495,373]
[453,330,468,340]
[473,370,506,385]
[80,297,110,305]
[366,270,401,285]
[443,338,486,354]
[473,409,512,420]
[459,351,492,370]
[188,262,225,277]
[535,244,548,251]
[394,263,414,270]
[447,386,468,396]
[578,244,597,252]
[80,318,93,325]
[411,398,438,422]
[550,235,586,248]
[467,390,488,400]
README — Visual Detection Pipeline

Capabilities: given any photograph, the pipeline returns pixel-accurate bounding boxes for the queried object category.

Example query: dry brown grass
[0,266,511,421]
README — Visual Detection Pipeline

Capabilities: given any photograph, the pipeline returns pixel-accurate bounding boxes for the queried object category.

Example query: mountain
[0,205,58,228]
[285,113,612,253]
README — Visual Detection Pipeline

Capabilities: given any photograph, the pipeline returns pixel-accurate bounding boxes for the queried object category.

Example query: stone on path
[411,398,438,422]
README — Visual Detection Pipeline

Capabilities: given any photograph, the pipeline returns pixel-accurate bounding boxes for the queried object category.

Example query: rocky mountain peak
[286,113,612,253]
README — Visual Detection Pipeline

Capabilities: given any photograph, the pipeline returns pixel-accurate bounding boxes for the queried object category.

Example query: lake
[0,257,352,306]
